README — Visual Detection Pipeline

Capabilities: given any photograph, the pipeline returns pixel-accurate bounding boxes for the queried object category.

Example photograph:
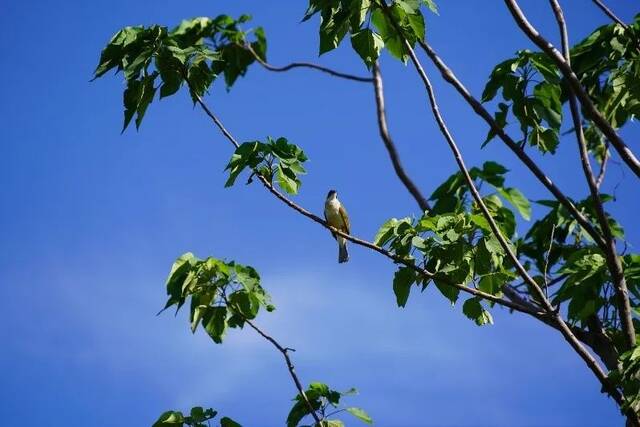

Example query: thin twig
[375,0,623,407]
[243,43,373,83]
[218,293,321,424]
[242,318,321,424]
[596,144,610,190]
[372,62,431,213]
[543,224,556,300]
[548,0,635,349]
[416,40,608,252]
[503,0,640,179]
[591,0,628,28]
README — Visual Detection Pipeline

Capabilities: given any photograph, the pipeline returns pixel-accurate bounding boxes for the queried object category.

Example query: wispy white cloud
[11,259,620,426]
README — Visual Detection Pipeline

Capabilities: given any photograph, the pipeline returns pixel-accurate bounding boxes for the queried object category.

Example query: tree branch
[190,74,626,411]
[416,40,609,252]
[549,0,636,354]
[549,0,635,350]
[412,43,624,408]
[591,0,628,28]
[503,0,640,179]
[242,43,373,83]
[372,62,431,213]
[188,87,548,318]
[374,0,623,406]
[233,312,321,424]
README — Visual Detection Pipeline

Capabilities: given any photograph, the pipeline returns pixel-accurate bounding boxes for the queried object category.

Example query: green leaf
[225,141,265,187]
[393,266,416,307]
[528,126,559,153]
[153,411,185,427]
[162,252,198,312]
[202,306,228,343]
[478,273,507,296]
[122,78,142,132]
[482,103,509,147]
[406,9,425,41]
[156,47,185,99]
[350,29,384,67]
[220,417,242,427]
[135,73,158,130]
[287,398,319,427]
[422,0,439,14]
[533,82,562,130]
[302,0,324,22]
[276,164,300,194]
[482,160,508,176]
[319,5,351,55]
[497,187,531,220]
[252,27,268,60]
[93,26,144,79]
[430,171,465,200]
[371,8,408,62]
[434,279,460,305]
[374,218,399,246]
[482,58,519,102]
[346,407,373,424]
[190,293,214,333]
[529,52,559,83]
[462,298,494,326]
[350,0,372,31]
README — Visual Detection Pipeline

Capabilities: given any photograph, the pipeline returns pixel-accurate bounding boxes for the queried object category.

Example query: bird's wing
[339,204,350,234]
[324,209,337,240]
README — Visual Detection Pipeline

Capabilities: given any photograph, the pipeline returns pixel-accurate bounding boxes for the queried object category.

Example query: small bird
[324,189,350,263]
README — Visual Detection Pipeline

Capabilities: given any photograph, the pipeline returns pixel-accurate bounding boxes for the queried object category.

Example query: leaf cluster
[482,15,640,161]
[153,406,241,427]
[161,253,275,344]
[302,0,438,67]
[225,136,308,195]
[374,161,527,325]
[286,383,372,427]
[482,50,562,153]
[93,15,267,131]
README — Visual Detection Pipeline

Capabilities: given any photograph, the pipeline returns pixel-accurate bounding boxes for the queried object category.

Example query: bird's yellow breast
[324,199,346,229]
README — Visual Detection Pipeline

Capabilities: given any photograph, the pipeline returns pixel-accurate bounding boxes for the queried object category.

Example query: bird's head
[326,189,337,200]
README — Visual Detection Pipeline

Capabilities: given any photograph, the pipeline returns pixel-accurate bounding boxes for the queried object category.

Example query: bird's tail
[338,238,349,263]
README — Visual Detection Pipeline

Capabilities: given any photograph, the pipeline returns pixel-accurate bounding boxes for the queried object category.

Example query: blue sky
[1,1,638,426]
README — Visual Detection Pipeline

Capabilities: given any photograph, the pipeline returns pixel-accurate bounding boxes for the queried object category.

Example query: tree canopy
[93,1,640,425]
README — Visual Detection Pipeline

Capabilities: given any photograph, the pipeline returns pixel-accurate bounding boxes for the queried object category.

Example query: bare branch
[372,62,431,213]
[242,43,373,83]
[591,0,629,28]
[416,40,609,252]
[226,303,321,425]
[548,0,635,349]
[503,0,640,179]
